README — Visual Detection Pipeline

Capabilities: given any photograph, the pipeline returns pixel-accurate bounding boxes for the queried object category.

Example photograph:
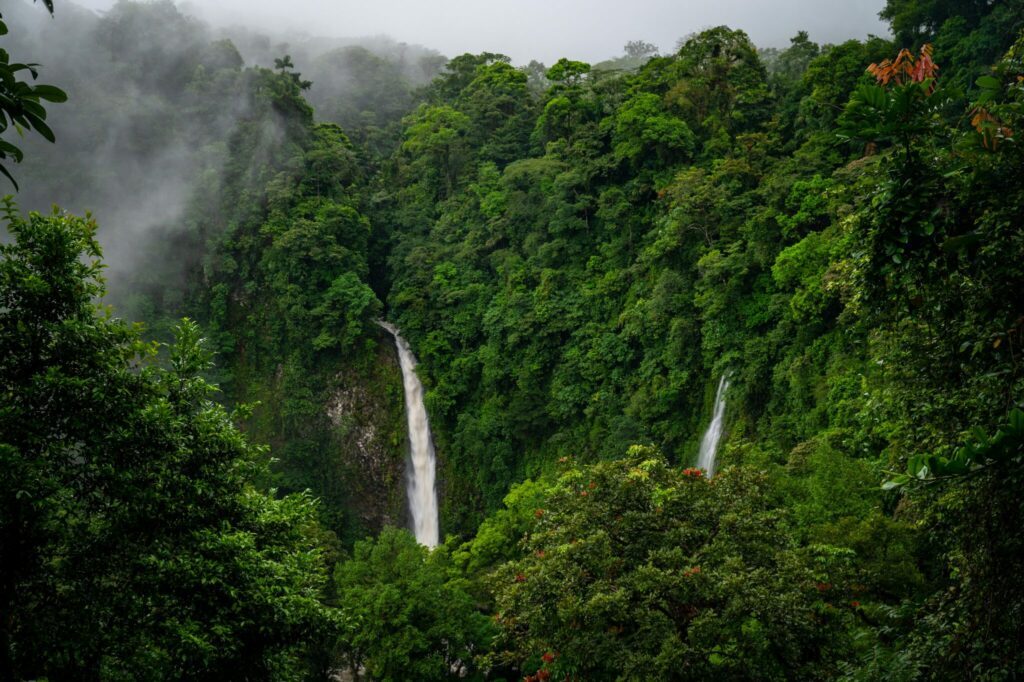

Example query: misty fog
[2,0,444,305]
[79,0,890,64]
[2,0,889,308]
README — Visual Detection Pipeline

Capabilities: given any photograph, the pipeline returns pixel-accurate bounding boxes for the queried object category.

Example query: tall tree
[0,204,330,679]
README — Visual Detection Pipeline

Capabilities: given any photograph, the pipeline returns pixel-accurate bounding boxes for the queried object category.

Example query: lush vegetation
[2,0,1024,679]
[0,206,330,678]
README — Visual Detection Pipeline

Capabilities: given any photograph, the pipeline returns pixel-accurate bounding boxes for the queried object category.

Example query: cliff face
[231,331,409,547]
[324,336,409,538]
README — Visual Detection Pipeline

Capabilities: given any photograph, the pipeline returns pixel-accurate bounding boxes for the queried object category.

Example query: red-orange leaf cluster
[681,467,704,478]
[868,44,938,90]
[971,107,1014,150]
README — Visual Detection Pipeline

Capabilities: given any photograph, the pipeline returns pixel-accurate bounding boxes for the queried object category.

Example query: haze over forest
[2,0,1023,679]
[66,0,890,64]
[7,0,890,293]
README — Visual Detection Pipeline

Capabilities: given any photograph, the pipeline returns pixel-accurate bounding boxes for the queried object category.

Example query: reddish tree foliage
[971,107,1014,150]
[868,43,939,90]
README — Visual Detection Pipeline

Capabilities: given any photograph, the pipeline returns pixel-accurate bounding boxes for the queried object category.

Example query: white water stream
[379,322,439,548]
[696,375,729,477]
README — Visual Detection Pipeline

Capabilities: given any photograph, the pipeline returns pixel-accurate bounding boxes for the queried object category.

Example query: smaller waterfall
[379,322,440,548]
[697,375,729,477]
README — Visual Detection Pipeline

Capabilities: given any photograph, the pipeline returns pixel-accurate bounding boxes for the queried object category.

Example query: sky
[67,0,891,65]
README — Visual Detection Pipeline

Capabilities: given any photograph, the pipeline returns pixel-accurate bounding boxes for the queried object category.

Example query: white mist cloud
[68,0,890,64]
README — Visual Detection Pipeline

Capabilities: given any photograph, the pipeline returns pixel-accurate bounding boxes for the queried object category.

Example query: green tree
[667,26,772,154]
[402,104,472,197]
[612,92,695,168]
[881,0,993,47]
[273,54,312,90]
[459,60,534,166]
[0,204,330,679]
[624,40,659,60]
[334,528,494,681]
[431,52,511,103]
[488,448,850,680]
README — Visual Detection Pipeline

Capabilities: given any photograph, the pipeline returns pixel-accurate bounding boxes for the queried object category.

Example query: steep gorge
[5,0,1024,675]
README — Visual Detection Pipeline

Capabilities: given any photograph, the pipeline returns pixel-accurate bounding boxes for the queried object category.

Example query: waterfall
[379,322,440,548]
[696,375,729,477]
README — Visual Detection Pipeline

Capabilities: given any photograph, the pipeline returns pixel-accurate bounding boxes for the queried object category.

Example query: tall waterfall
[696,375,729,477]
[379,322,440,548]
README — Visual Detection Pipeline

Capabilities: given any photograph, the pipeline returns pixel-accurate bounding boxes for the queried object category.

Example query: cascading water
[696,375,729,477]
[379,322,440,548]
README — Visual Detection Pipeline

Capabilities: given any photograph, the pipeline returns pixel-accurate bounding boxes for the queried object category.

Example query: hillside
[2,0,1023,679]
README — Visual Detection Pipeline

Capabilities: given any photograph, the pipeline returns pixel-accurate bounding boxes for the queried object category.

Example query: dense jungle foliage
[2,0,1024,679]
